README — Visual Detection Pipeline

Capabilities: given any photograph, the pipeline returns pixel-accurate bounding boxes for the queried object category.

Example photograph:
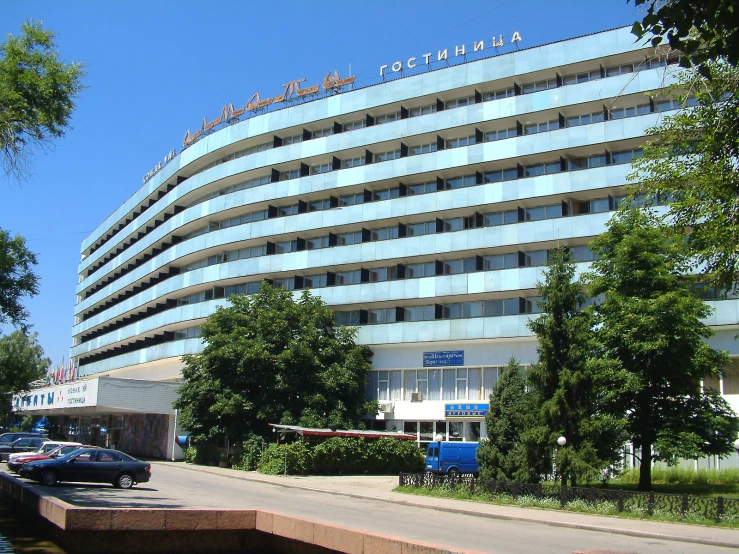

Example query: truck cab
[425,441,479,475]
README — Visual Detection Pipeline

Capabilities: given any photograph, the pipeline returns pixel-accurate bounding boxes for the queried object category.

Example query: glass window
[308,199,332,212]
[566,111,605,127]
[524,119,560,135]
[442,259,464,275]
[343,120,365,132]
[342,157,365,169]
[611,148,643,165]
[483,167,518,183]
[504,298,520,315]
[375,112,401,125]
[306,236,329,250]
[445,96,475,109]
[370,226,399,241]
[280,169,300,181]
[311,163,332,175]
[374,150,401,163]
[336,231,362,245]
[609,103,652,119]
[446,135,477,149]
[276,204,300,217]
[445,175,477,190]
[283,134,303,145]
[569,245,595,262]
[273,277,296,290]
[368,267,387,282]
[404,305,435,322]
[521,79,558,94]
[311,128,333,139]
[406,262,436,278]
[605,63,634,77]
[407,181,438,195]
[373,188,401,201]
[485,127,517,142]
[482,87,515,101]
[275,240,298,254]
[335,270,361,285]
[524,250,548,267]
[304,274,327,288]
[483,367,500,400]
[406,221,436,237]
[409,142,438,156]
[441,217,464,232]
[484,299,505,316]
[334,310,361,326]
[409,104,437,117]
[339,193,364,206]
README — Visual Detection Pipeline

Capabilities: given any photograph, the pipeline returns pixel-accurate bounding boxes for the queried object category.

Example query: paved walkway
[159,461,739,550]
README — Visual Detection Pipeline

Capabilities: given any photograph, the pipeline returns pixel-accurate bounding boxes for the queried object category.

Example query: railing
[398,473,739,521]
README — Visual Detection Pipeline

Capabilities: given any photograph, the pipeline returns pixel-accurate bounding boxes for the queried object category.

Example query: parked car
[20,448,151,489]
[0,437,47,461]
[0,432,46,446]
[7,441,81,463]
[7,443,84,472]
[425,441,480,475]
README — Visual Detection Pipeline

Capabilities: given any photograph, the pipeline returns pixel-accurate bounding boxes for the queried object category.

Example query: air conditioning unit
[411,392,424,402]
[378,402,394,414]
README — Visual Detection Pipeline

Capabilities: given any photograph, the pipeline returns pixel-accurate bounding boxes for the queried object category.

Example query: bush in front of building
[258,441,313,475]
[183,443,220,466]
[311,437,366,474]
[231,435,268,471]
[363,438,425,475]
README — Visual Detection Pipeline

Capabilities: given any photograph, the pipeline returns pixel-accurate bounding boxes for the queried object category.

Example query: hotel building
[15,26,739,462]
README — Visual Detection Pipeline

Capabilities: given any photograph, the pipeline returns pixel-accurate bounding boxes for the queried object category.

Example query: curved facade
[70,26,739,447]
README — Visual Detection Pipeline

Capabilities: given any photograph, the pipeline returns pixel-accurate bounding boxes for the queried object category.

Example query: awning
[269,423,417,440]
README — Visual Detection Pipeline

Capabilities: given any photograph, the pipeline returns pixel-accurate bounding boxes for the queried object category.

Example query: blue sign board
[445,403,489,418]
[423,350,464,367]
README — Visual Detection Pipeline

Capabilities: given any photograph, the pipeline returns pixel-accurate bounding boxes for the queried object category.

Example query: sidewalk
[159,461,739,550]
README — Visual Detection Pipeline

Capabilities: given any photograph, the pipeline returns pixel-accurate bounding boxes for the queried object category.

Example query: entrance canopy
[269,423,417,440]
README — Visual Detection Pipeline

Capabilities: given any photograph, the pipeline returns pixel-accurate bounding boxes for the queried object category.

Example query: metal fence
[398,473,739,521]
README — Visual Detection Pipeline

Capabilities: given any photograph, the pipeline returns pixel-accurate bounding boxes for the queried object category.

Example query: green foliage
[183,446,198,464]
[618,467,739,486]
[0,21,85,180]
[363,438,425,474]
[628,62,739,295]
[629,1,739,72]
[183,443,220,465]
[258,441,313,475]
[0,331,48,426]
[0,230,39,332]
[585,208,739,490]
[232,435,267,471]
[174,283,375,445]
[478,358,539,483]
[312,437,364,475]
[526,248,625,486]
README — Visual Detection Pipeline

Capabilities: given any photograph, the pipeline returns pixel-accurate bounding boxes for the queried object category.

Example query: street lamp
[557,436,567,447]
[733,438,739,455]
[556,436,567,487]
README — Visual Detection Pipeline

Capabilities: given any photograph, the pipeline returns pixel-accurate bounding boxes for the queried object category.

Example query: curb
[162,462,739,550]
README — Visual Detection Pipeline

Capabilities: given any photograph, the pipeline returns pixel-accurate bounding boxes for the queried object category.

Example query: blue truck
[425,441,479,475]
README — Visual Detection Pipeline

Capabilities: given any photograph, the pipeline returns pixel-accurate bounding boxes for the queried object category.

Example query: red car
[7,444,86,473]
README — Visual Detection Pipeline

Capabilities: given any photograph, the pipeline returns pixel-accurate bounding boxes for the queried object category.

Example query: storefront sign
[423,350,464,367]
[445,403,489,418]
[379,31,523,76]
[12,380,99,412]
[182,70,356,148]
[142,148,177,185]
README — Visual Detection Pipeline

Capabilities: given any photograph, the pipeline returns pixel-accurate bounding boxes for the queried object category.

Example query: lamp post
[556,436,567,487]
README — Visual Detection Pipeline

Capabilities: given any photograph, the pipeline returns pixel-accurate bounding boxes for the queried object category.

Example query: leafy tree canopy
[174,283,376,444]
[0,229,39,332]
[585,208,738,491]
[0,21,85,180]
[0,330,48,426]
[630,0,739,71]
[629,62,739,294]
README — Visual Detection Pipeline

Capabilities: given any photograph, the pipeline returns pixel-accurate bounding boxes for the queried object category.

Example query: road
[8,462,739,554]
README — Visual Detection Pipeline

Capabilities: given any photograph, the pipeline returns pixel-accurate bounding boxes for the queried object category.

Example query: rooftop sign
[379,31,522,76]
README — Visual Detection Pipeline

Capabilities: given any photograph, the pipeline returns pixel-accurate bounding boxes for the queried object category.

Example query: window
[370,188,401,201]
[339,193,364,206]
[336,231,363,246]
[482,253,519,270]
[407,181,437,195]
[609,103,652,119]
[521,79,558,94]
[445,96,475,109]
[225,281,261,296]
[568,245,596,262]
[370,226,399,241]
[368,308,396,324]
[280,169,300,181]
[375,370,402,401]
[342,157,365,169]
[409,104,437,117]
[275,240,299,254]
[303,273,327,288]
[440,217,464,232]
[483,210,519,226]
[524,119,560,134]
[343,120,365,131]
[311,163,332,175]
[182,254,222,272]
[283,134,303,145]
[405,262,436,278]
[483,168,518,183]
[375,112,400,125]
[406,221,436,237]
[572,198,611,215]
[311,128,333,139]
[611,148,643,165]
[273,277,297,290]
[567,153,607,170]
[483,87,514,101]
[404,305,435,321]
[444,175,477,190]
[334,310,361,326]
[566,111,605,127]
[368,267,388,282]
[276,204,300,217]
[374,149,401,163]
[174,327,203,340]
[306,235,329,250]
[485,128,517,142]
[409,142,438,156]
[524,297,543,314]
[605,63,634,77]
[446,135,476,149]
[308,199,332,212]
[523,161,562,177]
[441,259,464,275]
[228,245,266,262]
[563,70,601,86]
[523,250,548,266]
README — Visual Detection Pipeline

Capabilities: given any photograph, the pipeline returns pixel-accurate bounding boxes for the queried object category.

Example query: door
[63,450,96,483]
[89,450,124,484]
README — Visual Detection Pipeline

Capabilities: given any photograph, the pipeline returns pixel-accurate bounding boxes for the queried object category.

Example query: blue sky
[0,0,641,362]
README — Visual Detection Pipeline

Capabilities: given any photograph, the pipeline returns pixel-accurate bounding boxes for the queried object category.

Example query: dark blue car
[20,447,151,489]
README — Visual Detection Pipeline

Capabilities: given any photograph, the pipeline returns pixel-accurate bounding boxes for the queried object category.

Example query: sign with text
[423,350,464,367]
[12,379,99,412]
[445,403,489,418]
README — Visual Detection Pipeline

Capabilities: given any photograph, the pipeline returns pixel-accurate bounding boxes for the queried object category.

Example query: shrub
[258,441,313,475]
[183,446,198,464]
[365,438,425,474]
[183,443,220,465]
[312,438,364,475]
[232,435,267,471]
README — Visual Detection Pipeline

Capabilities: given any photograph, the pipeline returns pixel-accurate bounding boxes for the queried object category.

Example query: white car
[6,441,82,462]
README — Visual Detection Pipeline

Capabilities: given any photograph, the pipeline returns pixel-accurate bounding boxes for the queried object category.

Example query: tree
[585,208,738,491]
[174,283,376,446]
[0,229,39,332]
[0,331,49,426]
[526,248,624,487]
[477,358,539,483]
[628,62,739,295]
[629,0,739,70]
[0,21,85,180]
